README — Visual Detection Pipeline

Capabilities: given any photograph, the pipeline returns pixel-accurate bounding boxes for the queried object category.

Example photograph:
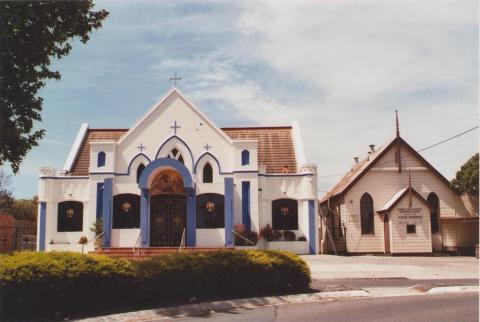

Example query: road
[159,293,479,322]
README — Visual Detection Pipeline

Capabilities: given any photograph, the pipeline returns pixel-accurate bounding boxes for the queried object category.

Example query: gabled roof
[320,136,456,203]
[69,126,297,176]
[378,187,433,213]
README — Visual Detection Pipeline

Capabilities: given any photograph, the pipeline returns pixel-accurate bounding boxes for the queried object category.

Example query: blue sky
[5,0,479,198]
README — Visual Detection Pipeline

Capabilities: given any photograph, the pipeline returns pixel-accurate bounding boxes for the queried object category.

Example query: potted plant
[90,219,103,248]
[273,229,283,241]
[79,236,88,253]
[283,230,296,241]
[260,224,274,241]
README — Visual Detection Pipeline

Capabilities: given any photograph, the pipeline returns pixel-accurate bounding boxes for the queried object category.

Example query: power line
[317,125,479,179]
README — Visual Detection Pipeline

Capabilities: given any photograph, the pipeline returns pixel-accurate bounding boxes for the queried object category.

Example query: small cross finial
[170,120,181,134]
[204,143,211,151]
[137,144,146,152]
[169,73,182,86]
[395,110,400,138]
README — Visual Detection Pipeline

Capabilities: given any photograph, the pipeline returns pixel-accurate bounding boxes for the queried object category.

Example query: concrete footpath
[78,285,479,322]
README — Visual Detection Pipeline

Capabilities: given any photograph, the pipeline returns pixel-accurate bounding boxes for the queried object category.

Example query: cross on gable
[170,120,181,134]
[169,73,182,85]
[137,144,146,152]
[204,143,211,151]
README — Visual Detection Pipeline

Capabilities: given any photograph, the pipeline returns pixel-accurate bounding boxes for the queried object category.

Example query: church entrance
[149,169,186,247]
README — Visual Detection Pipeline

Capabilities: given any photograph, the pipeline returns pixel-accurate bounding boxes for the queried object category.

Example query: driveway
[301,255,479,280]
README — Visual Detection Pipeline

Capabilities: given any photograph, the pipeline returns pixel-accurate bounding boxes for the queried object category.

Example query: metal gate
[0,226,37,252]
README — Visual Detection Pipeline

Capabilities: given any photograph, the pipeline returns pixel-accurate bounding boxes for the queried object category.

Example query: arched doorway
[149,169,187,247]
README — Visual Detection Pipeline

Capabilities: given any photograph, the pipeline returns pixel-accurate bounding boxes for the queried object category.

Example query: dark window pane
[360,193,374,234]
[196,193,224,228]
[178,155,184,164]
[241,150,250,165]
[58,201,83,232]
[427,192,439,234]
[407,224,416,234]
[113,194,141,228]
[97,151,106,167]
[203,163,213,183]
[272,199,298,230]
[171,148,179,157]
[136,164,145,183]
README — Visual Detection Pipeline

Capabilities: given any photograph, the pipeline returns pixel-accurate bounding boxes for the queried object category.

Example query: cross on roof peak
[169,73,182,86]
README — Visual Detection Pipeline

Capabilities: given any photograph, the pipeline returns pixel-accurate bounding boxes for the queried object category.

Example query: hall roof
[377,187,432,214]
[69,126,297,176]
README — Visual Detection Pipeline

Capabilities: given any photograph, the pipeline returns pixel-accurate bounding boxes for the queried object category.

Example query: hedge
[0,250,310,319]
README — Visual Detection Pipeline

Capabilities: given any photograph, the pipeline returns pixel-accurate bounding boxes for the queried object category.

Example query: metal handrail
[88,231,104,245]
[133,228,143,260]
[178,228,186,252]
[232,230,255,246]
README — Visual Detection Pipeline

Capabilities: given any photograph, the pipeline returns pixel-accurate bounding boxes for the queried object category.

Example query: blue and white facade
[37,88,318,254]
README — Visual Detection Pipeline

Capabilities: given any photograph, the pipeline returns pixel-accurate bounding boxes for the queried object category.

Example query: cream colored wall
[389,197,432,254]
[344,144,473,253]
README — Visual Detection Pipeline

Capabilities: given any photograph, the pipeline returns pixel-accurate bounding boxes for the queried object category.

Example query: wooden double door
[150,194,186,247]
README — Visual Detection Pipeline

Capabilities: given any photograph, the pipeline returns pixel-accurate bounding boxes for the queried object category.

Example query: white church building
[37,88,318,254]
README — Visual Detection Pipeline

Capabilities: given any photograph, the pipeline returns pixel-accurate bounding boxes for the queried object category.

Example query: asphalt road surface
[160,293,479,322]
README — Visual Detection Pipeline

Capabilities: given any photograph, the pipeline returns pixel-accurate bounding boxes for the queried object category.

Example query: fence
[0,226,37,252]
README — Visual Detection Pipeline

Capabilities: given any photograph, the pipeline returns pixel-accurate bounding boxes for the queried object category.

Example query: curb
[77,286,477,321]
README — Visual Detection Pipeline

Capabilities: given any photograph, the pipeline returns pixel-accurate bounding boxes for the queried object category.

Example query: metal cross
[137,144,146,152]
[204,143,211,151]
[169,73,182,85]
[170,120,181,134]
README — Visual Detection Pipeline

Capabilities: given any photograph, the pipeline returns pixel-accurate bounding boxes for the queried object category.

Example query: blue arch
[155,135,194,169]
[138,157,194,189]
[194,152,222,174]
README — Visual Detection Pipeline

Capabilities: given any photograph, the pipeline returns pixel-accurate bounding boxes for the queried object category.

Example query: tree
[0,1,108,172]
[10,197,37,221]
[0,168,14,212]
[451,153,479,197]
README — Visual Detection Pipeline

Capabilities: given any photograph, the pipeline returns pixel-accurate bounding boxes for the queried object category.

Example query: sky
[5,0,479,198]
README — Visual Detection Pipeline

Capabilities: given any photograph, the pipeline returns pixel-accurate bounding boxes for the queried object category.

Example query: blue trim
[234,170,258,174]
[138,158,194,189]
[241,150,250,165]
[155,135,194,170]
[96,183,104,220]
[242,181,251,232]
[140,188,150,246]
[186,187,196,246]
[224,178,234,247]
[102,178,113,247]
[39,202,46,251]
[97,151,106,167]
[193,152,222,174]
[308,200,317,254]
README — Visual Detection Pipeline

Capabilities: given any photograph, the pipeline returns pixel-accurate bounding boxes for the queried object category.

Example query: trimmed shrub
[0,251,136,317]
[0,250,311,319]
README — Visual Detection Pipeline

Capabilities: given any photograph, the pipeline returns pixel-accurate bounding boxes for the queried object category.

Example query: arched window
[196,193,225,228]
[427,192,440,234]
[272,199,298,230]
[203,163,213,183]
[113,194,141,229]
[241,149,250,165]
[168,148,184,164]
[136,164,145,183]
[58,201,83,232]
[360,193,374,234]
[97,151,106,167]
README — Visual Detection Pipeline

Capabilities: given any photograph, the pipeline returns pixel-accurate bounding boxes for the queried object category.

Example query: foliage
[260,224,274,241]
[283,230,296,241]
[451,153,479,197]
[234,230,259,246]
[0,1,109,172]
[10,197,37,221]
[79,237,88,245]
[90,219,104,246]
[298,236,307,241]
[273,230,283,241]
[0,169,13,212]
[0,250,311,319]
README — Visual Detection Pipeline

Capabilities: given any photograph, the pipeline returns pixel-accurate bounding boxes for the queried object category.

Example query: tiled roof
[222,126,297,173]
[69,126,297,176]
[70,129,128,176]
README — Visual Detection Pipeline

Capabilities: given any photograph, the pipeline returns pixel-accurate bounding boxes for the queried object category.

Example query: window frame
[427,192,440,234]
[360,193,375,235]
[97,151,106,168]
[241,149,250,166]
[112,193,141,229]
[196,193,225,229]
[272,198,299,230]
[202,163,213,183]
[57,201,84,232]
[406,224,416,234]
